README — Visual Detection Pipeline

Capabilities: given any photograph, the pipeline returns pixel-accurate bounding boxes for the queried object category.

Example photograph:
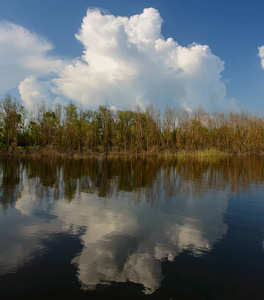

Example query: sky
[1,0,264,113]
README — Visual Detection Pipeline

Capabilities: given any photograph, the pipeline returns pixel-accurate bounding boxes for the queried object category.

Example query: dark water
[0,156,264,299]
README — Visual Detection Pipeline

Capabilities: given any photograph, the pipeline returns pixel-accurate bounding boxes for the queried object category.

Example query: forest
[1,94,264,155]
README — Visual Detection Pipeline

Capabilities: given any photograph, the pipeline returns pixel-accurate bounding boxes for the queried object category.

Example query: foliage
[1,95,264,155]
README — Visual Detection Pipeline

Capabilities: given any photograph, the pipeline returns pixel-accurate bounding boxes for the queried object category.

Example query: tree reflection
[0,155,264,209]
[1,155,264,295]
[0,157,22,210]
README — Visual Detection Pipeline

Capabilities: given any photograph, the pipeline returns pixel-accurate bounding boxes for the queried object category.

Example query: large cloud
[1,8,237,111]
[53,8,234,110]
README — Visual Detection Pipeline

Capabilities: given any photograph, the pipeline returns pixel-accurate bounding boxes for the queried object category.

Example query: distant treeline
[1,94,264,155]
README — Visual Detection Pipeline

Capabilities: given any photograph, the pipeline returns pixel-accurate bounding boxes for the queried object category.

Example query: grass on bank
[0,147,230,158]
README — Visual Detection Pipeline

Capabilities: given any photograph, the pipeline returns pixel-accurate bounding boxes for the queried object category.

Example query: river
[0,156,264,299]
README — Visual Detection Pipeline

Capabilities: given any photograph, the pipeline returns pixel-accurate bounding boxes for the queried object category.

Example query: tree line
[1,94,264,155]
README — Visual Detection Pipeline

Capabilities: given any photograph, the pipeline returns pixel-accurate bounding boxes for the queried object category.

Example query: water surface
[0,156,264,299]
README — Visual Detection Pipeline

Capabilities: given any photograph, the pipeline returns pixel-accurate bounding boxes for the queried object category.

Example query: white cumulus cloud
[52,8,234,110]
[1,8,237,111]
[18,77,53,108]
[0,22,65,93]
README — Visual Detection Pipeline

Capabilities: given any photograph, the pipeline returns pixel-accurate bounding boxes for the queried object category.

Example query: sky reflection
[3,181,227,293]
[1,156,263,295]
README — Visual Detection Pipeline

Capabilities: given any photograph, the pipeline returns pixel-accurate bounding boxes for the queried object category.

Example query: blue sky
[1,0,264,113]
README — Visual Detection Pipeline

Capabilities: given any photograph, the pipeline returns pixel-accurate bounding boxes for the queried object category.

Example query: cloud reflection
[0,158,229,294]
[0,182,62,274]
[53,190,227,294]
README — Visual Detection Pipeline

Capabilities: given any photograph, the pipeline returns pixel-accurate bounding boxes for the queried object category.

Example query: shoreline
[0,148,259,159]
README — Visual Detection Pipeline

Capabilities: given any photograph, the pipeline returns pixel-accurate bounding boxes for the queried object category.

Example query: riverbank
[0,148,255,159]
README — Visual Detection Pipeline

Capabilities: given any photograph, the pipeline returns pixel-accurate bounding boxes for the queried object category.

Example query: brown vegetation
[1,95,264,156]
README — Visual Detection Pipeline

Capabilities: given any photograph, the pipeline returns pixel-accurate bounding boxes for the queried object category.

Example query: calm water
[1,156,264,299]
